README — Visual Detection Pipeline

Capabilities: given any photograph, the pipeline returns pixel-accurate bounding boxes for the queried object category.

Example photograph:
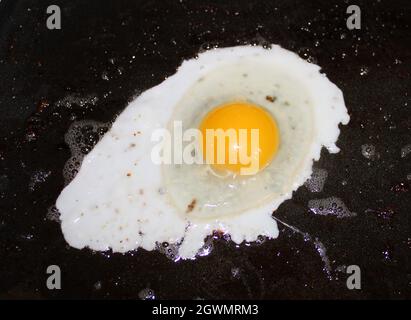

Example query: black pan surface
[0,0,410,299]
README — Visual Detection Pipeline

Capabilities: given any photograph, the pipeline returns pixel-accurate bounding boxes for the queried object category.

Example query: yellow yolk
[199,101,280,175]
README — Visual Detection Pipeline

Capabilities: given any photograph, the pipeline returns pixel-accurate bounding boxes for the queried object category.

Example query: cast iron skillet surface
[0,0,410,299]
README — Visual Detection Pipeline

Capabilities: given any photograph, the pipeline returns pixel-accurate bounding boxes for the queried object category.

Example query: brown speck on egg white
[130,143,136,148]
[139,189,144,195]
[127,172,132,177]
[266,95,276,103]
[186,198,197,213]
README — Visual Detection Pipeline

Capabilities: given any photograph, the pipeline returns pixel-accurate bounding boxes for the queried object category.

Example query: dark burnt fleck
[186,198,197,213]
[265,95,276,103]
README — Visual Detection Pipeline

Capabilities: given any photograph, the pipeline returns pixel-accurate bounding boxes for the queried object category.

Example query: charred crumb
[126,172,132,177]
[186,198,197,213]
[212,229,225,239]
[129,143,136,148]
[37,99,49,112]
[265,95,276,103]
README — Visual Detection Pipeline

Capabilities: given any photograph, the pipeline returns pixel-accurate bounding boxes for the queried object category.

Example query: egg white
[56,45,349,259]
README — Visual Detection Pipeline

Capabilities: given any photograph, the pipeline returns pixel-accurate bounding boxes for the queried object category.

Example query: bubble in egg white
[156,241,180,261]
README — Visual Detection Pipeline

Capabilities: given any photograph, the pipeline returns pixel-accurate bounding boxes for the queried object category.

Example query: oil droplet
[93,281,102,290]
[138,288,155,300]
[400,144,411,158]
[361,144,377,160]
[308,197,356,218]
[304,168,328,192]
[359,67,369,76]
[365,207,396,220]
[101,71,109,81]
[391,181,409,193]
[231,267,241,279]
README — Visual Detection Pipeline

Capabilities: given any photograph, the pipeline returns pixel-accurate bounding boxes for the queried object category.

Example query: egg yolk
[199,101,280,175]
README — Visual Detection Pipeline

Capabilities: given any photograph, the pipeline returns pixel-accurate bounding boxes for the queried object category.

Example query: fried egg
[56,45,349,259]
